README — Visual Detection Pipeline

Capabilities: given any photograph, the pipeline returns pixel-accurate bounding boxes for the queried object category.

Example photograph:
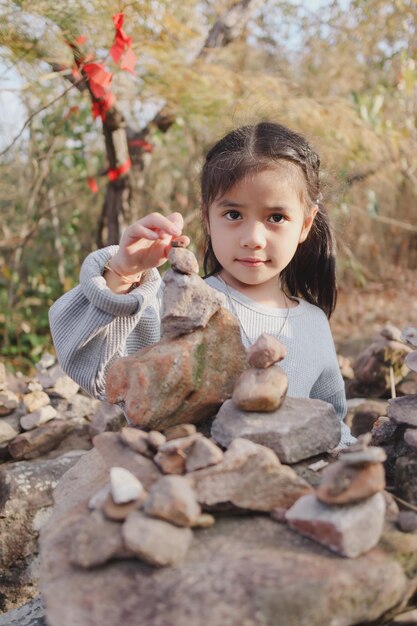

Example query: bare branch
[0,81,80,157]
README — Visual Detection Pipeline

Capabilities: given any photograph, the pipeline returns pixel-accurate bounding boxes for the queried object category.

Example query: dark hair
[200,122,337,318]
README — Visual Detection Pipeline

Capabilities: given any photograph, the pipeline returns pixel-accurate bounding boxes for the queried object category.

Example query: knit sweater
[49,245,356,447]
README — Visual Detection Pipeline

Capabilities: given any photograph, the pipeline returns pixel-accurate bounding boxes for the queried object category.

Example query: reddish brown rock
[316,461,386,505]
[122,511,193,567]
[185,437,224,472]
[144,475,201,527]
[154,448,186,475]
[8,420,73,460]
[232,366,288,412]
[247,334,287,369]
[167,247,199,275]
[106,308,247,430]
[286,492,386,558]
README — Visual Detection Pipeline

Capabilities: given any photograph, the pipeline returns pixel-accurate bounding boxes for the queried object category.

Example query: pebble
[397,511,417,533]
[339,447,387,466]
[185,437,224,472]
[192,513,216,528]
[102,492,145,521]
[110,467,144,504]
[316,460,385,505]
[308,459,329,472]
[232,366,288,412]
[20,405,58,431]
[404,428,417,452]
[401,326,417,348]
[371,416,397,446]
[405,351,417,374]
[154,448,186,475]
[144,475,201,527]
[0,421,18,445]
[122,511,193,567]
[247,334,287,368]
[167,247,199,275]
[0,389,19,416]
[119,427,153,457]
[164,423,197,440]
[23,390,50,414]
[147,430,166,450]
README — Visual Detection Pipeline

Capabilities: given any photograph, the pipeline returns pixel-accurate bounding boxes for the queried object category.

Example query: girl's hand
[109,212,190,279]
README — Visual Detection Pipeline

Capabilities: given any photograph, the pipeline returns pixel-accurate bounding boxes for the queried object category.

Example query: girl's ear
[299,205,318,243]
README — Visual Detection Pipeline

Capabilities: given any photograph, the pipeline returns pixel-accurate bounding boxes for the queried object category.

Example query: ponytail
[281,203,337,318]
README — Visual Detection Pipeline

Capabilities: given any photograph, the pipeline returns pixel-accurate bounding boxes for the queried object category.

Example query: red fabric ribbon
[88,177,99,193]
[110,12,137,73]
[91,93,116,121]
[128,139,154,152]
[107,158,132,181]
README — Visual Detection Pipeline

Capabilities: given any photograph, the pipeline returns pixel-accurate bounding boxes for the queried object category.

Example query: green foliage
[2,0,417,371]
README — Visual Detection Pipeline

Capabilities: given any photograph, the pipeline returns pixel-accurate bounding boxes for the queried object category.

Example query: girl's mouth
[236,258,267,267]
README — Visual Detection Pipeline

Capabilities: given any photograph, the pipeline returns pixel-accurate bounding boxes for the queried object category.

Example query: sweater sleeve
[48,245,162,399]
[308,318,357,449]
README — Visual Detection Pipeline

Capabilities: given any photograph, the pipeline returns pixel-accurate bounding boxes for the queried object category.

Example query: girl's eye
[225,210,242,220]
[268,214,285,224]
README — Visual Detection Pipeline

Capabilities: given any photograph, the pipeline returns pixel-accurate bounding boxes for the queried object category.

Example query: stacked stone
[105,247,248,429]
[211,335,342,463]
[0,355,102,463]
[69,423,312,569]
[382,326,417,530]
[285,434,388,557]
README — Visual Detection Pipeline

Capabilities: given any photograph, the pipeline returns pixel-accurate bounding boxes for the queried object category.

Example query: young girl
[49,121,356,447]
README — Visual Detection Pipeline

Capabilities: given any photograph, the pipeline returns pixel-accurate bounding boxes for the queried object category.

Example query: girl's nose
[240,221,266,249]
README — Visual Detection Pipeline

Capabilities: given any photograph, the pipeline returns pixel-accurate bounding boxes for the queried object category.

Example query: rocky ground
[1,261,417,626]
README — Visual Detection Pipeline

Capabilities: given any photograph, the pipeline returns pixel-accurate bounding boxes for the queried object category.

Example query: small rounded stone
[168,248,199,275]
[247,334,287,369]
[397,511,417,533]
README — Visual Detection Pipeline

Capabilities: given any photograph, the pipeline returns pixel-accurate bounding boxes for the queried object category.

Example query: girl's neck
[217,270,297,309]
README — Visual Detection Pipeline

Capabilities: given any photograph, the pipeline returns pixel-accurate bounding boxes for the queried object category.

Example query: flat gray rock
[388,395,417,427]
[211,397,341,463]
[0,596,46,626]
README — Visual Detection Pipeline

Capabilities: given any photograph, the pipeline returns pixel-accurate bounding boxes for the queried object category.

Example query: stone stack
[105,247,248,429]
[285,434,388,557]
[386,326,417,516]
[211,334,341,463]
[66,423,312,570]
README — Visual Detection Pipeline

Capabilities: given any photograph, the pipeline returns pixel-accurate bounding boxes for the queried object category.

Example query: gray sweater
[49,245,356,447]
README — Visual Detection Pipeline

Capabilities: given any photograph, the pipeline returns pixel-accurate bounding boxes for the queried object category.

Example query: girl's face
[207,166,316,298]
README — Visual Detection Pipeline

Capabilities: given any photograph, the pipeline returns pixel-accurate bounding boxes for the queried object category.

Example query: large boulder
[39,446,417,626]
[106,308,247,430]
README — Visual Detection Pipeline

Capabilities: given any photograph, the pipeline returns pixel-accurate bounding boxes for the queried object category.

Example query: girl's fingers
[125,213,182,241]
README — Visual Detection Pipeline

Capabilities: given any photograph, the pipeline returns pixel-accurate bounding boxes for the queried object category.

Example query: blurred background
[1,0,417,371]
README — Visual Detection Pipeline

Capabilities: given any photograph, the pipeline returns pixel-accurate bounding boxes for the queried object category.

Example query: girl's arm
[49,211,189,399]
[49,245,162,399]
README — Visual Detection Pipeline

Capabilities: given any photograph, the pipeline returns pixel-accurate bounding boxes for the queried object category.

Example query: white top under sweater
[48,245,356,447]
